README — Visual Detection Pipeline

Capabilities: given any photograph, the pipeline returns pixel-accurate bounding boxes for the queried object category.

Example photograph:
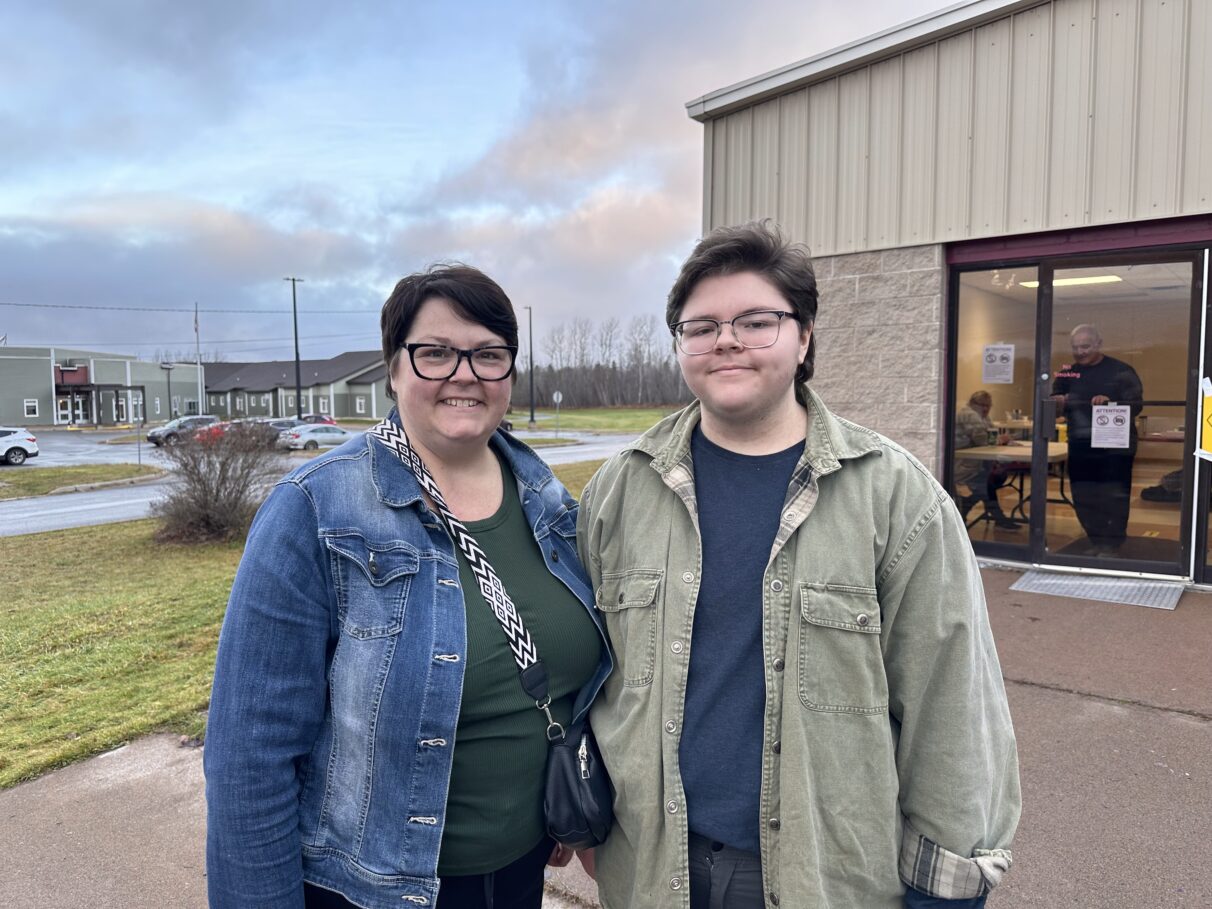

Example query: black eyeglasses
[403,343,518,381]
[670,310,799,355]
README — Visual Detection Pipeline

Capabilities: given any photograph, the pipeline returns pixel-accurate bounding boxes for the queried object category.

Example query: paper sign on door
[1091,404,1131,449]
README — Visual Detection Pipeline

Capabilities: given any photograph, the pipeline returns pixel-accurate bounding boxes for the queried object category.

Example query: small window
[24,399,38,418]
[209,396,216,406]
[319,397,329,414]
[154,397,162,415]
[235,396,244,412]
[355,396,366,414]
[288,395,295,406]
[261,394,270,406]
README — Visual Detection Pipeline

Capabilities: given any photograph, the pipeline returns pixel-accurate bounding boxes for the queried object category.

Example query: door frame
[946,242,1209,579]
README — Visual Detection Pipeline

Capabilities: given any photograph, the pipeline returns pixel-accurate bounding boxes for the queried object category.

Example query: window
[186,399,198,415]
[24,399,38,418]
[261,394,270,406]
[210,396,217,406]
[172,395,180,416]
[287,395,295,406]
[355,396,366,414]
[116,398,127,422]
[319,397,329,413]
[154,397,162,415]
[235,396,244,412]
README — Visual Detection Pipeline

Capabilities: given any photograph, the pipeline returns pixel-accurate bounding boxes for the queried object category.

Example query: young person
[578,222,1020,908]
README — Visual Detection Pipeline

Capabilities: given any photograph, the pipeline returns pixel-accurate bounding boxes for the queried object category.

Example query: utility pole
[524,305,536,430]
[284,277,305,418]
[194,302,204,414]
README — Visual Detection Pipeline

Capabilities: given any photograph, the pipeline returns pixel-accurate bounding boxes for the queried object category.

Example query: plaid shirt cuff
[899,818,1013,899]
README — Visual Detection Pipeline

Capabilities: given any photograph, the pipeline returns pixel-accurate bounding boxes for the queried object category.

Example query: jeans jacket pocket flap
[326,536,420,587]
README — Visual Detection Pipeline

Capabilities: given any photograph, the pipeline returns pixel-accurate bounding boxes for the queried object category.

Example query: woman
[205,264,611,909]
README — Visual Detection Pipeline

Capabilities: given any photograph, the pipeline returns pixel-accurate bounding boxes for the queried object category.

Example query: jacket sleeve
[204,481,335,908]
[575,470,603,596]
[877,480,1021,901]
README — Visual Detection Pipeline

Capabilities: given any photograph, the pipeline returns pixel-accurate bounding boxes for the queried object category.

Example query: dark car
[147,415,219,446]
[300,414,338,425]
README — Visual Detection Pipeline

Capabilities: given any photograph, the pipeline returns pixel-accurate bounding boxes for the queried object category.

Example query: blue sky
[0,0,946,363]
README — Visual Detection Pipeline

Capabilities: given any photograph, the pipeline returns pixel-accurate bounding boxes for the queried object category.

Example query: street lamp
[284,277,305,418]
[524,305,536,430]
[159,362,175,419]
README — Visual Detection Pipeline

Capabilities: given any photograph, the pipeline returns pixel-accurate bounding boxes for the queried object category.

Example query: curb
[0,471,168,503]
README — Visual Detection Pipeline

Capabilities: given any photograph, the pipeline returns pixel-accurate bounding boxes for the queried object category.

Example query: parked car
[147,415,219,446]
[276,424,358,451]
[0,427,39,465]
[300,414,338,425]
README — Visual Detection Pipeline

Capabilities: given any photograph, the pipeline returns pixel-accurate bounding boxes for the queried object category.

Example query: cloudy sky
[1,0,946,364]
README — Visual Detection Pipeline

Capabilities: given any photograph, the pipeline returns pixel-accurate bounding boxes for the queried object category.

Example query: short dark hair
[666,220,818,384]
[380,264,519,396]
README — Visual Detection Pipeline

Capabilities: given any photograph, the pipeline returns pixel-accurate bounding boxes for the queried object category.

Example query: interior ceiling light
[1019,276,1123,288]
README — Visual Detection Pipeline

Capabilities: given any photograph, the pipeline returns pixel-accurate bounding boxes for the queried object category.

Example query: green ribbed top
[437,453,602,875]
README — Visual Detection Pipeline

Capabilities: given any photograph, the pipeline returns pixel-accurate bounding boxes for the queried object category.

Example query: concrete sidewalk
[2,568,1210,908]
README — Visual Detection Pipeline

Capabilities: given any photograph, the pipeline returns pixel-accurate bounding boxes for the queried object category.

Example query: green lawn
[0,458,607,788]
[526,407,678,434]
[0,464,162,500]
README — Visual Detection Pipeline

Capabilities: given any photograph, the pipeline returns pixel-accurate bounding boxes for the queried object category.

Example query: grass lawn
[0,464,162,500]
[516,436,581,449]
[0,458,607,788]
[527,406,679,434]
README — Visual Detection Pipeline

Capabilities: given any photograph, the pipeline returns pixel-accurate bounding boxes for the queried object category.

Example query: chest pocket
[326,535,419,639]
[597,569,661,687]
[797,583,887,714]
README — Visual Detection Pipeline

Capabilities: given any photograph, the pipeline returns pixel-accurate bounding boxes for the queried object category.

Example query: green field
[524,406,678,434]
[0,464,162,500]
[0,458,606,788]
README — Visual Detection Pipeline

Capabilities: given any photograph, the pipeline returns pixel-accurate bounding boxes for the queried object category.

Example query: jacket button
[666,800,679,814]
[665,720,678,734]
[773,658,785,672]
[671,640,684,654]
[618,593,625,604]
[682,571,694,583]
[550,549,559,563]
[670,877,683,891]
[768,817,781,830]
[770,579,783,592]
[856,613,870,626]
[771,740,781,754]
[368,554,379,576]
[769,893,780,905]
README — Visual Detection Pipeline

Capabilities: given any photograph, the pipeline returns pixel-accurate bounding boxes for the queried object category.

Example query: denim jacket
[578,390,1020,909]
[205,416,612,909]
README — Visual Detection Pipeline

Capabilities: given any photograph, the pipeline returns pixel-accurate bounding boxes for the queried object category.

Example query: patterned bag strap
[368,419,565,741]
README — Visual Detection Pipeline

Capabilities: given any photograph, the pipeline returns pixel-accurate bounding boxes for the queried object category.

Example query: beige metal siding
[899,44,938,243]
[1183,0,1212,211]
[701,0,1212,253]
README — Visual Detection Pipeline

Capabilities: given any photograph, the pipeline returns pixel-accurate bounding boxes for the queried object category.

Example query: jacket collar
[367,409,557,508]
[637,385,882,478]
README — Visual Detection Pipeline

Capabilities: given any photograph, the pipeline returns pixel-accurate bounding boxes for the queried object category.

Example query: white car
[0,426,39,465]
[276,424,359,451]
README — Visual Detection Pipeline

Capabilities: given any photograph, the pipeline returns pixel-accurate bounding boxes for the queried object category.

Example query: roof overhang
[686,0,1044,122]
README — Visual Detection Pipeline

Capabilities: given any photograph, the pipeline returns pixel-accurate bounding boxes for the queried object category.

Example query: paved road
[0,433,633,537]
[16,429,166,468]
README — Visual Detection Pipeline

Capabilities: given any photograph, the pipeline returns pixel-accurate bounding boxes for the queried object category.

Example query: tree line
[515,314,693,408]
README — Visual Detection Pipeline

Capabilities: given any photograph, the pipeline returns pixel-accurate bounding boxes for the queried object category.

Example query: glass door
[1032,256,1199,574]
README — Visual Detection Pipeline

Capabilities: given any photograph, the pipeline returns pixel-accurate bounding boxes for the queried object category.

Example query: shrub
[153,428,284,542]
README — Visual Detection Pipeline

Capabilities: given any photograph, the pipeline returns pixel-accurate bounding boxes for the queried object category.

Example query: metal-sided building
[0,346,204,426]
[203,351,385,420]
[688,0,1212,581]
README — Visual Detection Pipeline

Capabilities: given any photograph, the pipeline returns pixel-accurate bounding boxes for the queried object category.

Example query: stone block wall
[809,244,945,475]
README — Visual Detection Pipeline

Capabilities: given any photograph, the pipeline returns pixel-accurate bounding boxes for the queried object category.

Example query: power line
[0,301,379,314]
[20,332,375,348]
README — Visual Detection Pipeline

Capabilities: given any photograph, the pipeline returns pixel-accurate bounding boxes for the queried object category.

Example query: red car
[301,414,337,425]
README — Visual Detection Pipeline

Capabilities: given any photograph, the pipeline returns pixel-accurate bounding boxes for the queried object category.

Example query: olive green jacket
[578,390,1020,909]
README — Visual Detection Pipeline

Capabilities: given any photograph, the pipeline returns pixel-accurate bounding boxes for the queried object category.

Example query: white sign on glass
[981,344,1015,384]
[1091,404,1131,449]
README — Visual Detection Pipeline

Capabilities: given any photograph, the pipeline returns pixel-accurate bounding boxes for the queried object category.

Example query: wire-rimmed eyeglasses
[670,310,799,355]
[403,343,518,381]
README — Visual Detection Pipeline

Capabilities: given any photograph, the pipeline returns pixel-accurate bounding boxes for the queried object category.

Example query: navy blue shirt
[679,426,803,853]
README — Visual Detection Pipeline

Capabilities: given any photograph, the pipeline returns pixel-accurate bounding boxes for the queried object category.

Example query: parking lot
[5,429,167,469]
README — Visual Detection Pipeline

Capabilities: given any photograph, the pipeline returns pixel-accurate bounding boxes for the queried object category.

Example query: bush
[153,428,284,542]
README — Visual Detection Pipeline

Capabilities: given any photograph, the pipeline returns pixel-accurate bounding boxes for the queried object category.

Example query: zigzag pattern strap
[368,420,539,671]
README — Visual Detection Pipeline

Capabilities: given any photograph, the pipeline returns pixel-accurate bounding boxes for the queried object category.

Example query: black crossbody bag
[370,420,613,850]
